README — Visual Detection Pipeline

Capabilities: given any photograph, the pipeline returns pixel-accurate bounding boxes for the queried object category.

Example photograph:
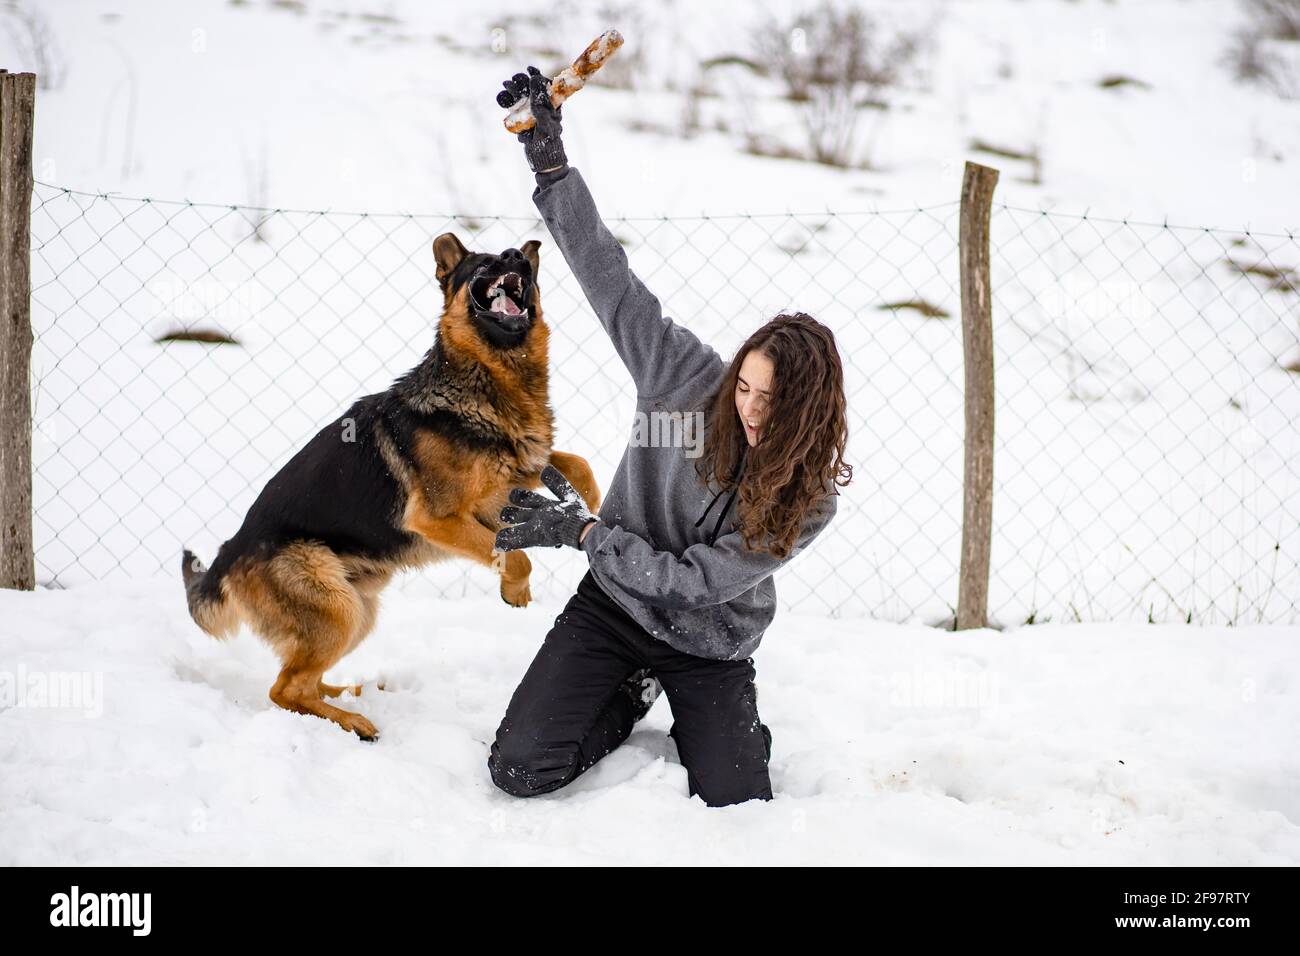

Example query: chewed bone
[504,30,624,134]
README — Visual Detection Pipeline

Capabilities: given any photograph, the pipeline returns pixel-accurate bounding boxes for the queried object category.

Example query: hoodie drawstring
[694,448,748,546]
[693,489,726,530]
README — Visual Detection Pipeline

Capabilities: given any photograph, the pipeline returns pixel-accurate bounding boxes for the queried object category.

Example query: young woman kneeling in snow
[488,67,852,807]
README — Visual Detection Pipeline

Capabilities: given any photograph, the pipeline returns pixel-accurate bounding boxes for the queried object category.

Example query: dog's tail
[181,548,240,639]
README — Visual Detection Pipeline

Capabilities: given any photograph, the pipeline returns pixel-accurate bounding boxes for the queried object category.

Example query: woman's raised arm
[531,166,721,399]
[501,65,721,399]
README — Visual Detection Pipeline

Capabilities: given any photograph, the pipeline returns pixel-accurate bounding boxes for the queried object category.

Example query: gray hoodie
[532,165,837,661]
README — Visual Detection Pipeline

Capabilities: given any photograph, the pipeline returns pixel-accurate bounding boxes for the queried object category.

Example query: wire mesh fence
[27,180,1300,625]
[991,207,1300,625]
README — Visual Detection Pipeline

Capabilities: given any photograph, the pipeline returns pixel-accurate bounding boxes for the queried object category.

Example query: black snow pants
[488,570,773,808]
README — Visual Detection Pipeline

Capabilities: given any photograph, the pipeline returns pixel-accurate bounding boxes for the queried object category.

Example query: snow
[1,0,1297,862]
[2,578,1297,865]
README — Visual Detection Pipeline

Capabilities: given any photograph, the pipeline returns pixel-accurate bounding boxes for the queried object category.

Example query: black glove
[496,465,596,551]
[497,65,567,174]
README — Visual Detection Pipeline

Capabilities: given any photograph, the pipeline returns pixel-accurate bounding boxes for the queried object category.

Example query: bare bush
[748,1,927,168]
[1224,0,1300,98]
[1246,0,1300,40]
[2,0,66,90]
[585,2,649,90]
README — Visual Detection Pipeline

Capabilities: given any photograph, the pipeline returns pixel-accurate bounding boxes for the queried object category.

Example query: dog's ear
[520,239,541,281]
[432,233,470,292]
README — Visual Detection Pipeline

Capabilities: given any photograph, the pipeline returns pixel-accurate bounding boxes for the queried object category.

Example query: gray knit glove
[497,66,568,174]
[496,465,595,551]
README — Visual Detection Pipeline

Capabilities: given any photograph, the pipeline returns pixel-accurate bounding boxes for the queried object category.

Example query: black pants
[488,571,772,807]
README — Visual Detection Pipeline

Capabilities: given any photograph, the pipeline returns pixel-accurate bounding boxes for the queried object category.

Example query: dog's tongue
[490,288,522,317]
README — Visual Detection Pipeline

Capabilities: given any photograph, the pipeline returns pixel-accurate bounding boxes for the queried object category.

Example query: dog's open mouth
[471,271,529,320]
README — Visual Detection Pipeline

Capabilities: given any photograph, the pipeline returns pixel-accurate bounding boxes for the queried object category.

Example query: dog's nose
[501,247,525,263]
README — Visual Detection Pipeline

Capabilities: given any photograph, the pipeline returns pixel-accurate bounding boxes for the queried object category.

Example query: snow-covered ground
[1,0,1298,862]
[2,578,1298,865]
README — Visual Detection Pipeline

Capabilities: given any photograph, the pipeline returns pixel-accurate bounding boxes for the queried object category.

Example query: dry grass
[877,299,950,319]
[155,327,241,346]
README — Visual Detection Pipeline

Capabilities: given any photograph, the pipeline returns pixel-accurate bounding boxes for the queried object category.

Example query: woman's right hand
[497,66,568,174]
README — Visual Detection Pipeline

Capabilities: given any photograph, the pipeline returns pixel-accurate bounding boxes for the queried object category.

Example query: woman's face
[735,349,775,446]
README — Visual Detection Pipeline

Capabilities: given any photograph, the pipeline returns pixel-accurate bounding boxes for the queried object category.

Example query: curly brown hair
[694,312,852,558]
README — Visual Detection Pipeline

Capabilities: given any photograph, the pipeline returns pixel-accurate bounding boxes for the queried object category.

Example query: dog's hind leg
[272,665,379,741]
[316,572,387,700]
[249,543,382,740]
[319,678,389,696]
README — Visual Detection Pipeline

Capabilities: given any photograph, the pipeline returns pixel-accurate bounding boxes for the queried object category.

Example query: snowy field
[1,0,1298,863]
[2,578,1298,865]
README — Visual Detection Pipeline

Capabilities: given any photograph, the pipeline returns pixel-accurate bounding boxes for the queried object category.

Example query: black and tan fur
[181,233,599,741]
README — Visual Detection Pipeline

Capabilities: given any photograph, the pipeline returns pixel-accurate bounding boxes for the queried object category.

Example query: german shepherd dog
[181,234,600,741]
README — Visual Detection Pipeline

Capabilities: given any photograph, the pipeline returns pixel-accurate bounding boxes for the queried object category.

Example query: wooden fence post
[0,70,35,591]
[957,161,999,630]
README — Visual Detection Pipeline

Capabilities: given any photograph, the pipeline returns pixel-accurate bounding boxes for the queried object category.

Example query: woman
[488,67,852,807]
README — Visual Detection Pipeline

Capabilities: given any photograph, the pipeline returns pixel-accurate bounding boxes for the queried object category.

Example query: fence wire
[27,181,1300,625]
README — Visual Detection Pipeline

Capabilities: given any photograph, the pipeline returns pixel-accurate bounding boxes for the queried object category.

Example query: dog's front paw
[498,551,532,607]
[501,577,532,607]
